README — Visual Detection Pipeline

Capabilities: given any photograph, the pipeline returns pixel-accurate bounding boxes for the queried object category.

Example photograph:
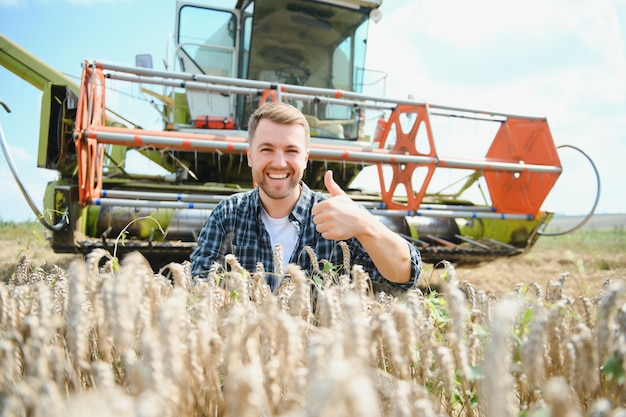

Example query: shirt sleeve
[190,201,231,279]
[348,239,421,290]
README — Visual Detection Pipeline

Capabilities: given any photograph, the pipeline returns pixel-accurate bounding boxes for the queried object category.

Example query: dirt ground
[423,244,625,299]
[423,214,626,298]
[2,214,624,299]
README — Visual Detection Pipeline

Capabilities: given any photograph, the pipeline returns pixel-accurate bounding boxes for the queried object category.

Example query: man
[190,102,421,290]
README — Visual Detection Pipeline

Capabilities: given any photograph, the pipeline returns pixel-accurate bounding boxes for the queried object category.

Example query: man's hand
[312,169,414,285]
[312,170,369,240]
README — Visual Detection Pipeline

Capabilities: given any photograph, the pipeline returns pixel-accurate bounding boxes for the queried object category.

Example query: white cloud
[0,0,19,7]
[0,162,58,221]
[65,0,130,5]
[404,0,612,46]
[0,0,129,6]
[3,143,34,164]
[371,0,626,88]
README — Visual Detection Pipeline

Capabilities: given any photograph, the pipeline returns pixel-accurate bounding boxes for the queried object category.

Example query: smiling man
[190,102,421,291]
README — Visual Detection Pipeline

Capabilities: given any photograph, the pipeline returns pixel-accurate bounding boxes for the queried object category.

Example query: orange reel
[484,118,561,215]
[375,104,437,211]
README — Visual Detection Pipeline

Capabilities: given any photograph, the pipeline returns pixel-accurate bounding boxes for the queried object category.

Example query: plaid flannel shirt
[190,182,421,290]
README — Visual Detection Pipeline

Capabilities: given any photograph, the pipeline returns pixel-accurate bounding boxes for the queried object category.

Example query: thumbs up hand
[323,169,346,197]
[312,170,370,241]
[313,171,415,285]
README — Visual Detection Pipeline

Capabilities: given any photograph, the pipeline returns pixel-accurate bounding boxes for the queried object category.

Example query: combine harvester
[0,0,599,269]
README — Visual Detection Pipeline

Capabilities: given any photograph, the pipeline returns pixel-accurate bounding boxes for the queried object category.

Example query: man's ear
[246,146,252,167]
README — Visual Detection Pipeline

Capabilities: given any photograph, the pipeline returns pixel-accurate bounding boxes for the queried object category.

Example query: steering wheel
[275,66,311,85]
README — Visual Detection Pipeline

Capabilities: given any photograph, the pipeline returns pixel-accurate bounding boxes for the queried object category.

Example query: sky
[1,0,625,223]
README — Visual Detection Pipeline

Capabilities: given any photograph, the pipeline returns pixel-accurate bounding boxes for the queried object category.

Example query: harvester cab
[153,0,374,189]
[0,0,600,269]
[172,0,369,142]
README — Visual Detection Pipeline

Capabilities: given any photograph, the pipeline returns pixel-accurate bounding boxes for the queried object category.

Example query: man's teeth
[268,173,288,180]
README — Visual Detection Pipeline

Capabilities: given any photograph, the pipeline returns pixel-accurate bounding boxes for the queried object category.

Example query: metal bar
[483,238,523,252]
[106,72,263,96]
[95,61,276,90]
[368,208,534,220]
[93,60,546,121]
[415,209,533,220]
[429,110,507,123]
[101,189,234,203]
[454,234,493,251]
[419,204,496,212]
[92,197,218,210]
[84,128,562,174]
[106,70,514,120]
[425,234,457,248]
[93,190,533,220]
[101,189,499,214]
[280,92,396,111]
[438,157,562,173]
[426,103,546,121]
[359,201,496,212]
[106,71,389,113]
[84,129,249,153]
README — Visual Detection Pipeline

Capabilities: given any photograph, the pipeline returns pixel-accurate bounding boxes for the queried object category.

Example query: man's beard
[256,170,303,200]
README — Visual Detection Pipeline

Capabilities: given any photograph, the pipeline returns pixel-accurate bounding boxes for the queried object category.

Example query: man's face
[246,118,309,203]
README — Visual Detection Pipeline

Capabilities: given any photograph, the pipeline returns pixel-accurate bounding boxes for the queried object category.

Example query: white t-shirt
[260,207,298,267]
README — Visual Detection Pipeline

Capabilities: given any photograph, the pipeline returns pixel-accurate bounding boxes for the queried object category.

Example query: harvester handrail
[105,68,397,111]
[106,72,260,97]
[93,60,546,121]
[95,61,286,90]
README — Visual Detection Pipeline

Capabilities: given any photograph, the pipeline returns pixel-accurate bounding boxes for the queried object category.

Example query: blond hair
[247,102,310,146]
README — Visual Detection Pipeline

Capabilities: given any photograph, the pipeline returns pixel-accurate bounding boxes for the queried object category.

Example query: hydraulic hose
[538,144,601,237]
[0,100,68,231]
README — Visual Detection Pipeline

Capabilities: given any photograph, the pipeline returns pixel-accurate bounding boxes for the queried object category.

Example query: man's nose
[273,151,287,167]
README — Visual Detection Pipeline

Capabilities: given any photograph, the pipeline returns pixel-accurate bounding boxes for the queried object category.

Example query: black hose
[0,100,68,231]
[538,144,601,237]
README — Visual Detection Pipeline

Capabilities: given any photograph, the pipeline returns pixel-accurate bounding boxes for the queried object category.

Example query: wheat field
[1,243,625,417]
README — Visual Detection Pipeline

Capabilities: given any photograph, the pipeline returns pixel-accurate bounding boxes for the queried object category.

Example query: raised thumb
[324,170,346,196]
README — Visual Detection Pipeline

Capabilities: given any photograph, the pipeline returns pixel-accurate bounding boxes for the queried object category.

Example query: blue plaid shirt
[190,182,421,290]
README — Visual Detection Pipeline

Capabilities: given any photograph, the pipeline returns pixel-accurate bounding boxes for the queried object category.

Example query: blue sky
[1,0,626,222]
